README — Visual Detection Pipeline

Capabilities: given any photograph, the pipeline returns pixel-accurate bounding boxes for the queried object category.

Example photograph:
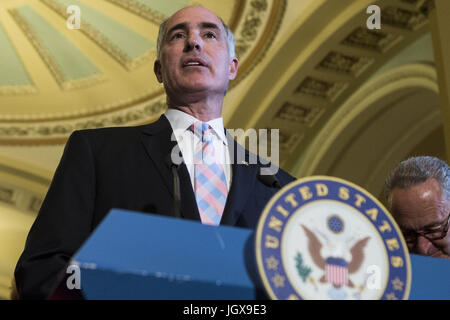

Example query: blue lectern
[70,209,262,299]
[69,209,449,300]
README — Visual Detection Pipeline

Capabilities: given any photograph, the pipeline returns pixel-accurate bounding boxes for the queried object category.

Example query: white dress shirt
[164,108,232,190]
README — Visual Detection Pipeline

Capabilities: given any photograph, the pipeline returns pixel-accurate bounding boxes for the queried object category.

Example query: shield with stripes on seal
[325,257,348,288]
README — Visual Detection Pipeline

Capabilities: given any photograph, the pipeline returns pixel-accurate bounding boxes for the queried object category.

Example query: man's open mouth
[183,58,207,68]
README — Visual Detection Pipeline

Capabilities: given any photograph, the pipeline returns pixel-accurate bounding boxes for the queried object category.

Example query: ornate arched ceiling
[0,0,285,144]
[0,0,443,300]
[295,63,440,196]
[0,0,437,214]
[228,0,432,171]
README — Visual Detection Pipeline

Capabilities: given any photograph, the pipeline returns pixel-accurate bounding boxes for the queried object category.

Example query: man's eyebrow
[422,219,445,229]
[199,22,221,30]
[408,217,448,231]
[166,21,222,37]
[167,22,188,36]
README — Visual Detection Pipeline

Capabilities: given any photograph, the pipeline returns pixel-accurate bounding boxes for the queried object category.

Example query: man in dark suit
[14,6,295,299]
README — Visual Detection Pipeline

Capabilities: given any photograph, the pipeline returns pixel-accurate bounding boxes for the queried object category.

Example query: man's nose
[185,33,202,52]
[412,235,433,255]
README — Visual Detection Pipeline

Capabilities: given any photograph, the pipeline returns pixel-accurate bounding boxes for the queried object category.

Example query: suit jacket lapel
[140,115,200,221]
[177,161,201,221]
[140,118,257,225]
[220,134,259,226]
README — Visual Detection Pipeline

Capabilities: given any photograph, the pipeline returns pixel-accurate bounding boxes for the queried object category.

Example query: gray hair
[156,16,236,61]
[384,156,450,207]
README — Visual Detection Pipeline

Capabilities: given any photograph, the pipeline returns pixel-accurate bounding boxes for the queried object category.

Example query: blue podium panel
[409,254,450,300]
[72,209,257,300]
[71,209,450,300]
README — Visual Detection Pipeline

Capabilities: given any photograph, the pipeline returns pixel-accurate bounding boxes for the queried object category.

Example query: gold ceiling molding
[0,85,37,96]
[229,0,431,172]
[295,77,348,103]
[342,27,402,53]
[231,0,286,88]
[0,98,167,145]
[0,182,44,214]
[275,102,325,128]
[317,51,374,77]
[382,5,429,30]
[105,0,244,29]
[0,155,52,214]
[105,0,169,25]
[294,63,439,196]
[41,0,155,70]
[295,63,438,178]
[9,7,106,91]
[0,0,285,144]
[0,88,162,123]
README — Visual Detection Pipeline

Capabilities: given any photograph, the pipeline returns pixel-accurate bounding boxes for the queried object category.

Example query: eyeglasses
[402,212,450,244]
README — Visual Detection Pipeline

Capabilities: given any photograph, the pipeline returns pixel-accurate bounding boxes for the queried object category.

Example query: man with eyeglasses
[385,156,450,259]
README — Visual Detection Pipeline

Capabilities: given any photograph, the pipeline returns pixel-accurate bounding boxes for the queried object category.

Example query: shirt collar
[164,108,228,146]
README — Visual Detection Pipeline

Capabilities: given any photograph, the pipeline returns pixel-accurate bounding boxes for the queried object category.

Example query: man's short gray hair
[384,156,450,207]
[156,16,236,61]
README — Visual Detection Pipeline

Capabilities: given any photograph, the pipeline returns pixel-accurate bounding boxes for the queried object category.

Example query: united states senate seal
[255,176,411,300]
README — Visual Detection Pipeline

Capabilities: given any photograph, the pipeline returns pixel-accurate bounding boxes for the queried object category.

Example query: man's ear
[154,60,163,83]
[228,57,239,81]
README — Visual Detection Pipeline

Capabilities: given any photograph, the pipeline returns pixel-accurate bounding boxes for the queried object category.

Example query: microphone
[165,154,182,219]
[258,172,282,189]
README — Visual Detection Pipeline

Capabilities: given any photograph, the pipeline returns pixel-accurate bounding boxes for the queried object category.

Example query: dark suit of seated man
[14,6,296,299]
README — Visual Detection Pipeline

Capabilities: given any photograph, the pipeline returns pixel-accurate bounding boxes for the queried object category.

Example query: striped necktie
[190,121,228,225]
